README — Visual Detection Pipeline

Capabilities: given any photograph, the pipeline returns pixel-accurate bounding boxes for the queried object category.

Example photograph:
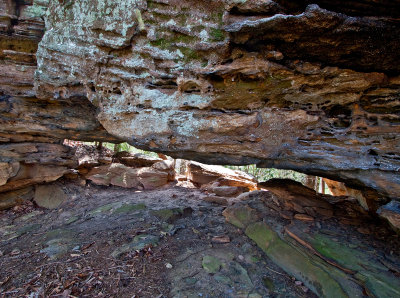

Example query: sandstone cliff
[1,0,399,203]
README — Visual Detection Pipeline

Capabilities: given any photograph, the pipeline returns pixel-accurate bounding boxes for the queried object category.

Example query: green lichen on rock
[179,47,201,63]
[355,271,400,298]
[310,233,400,298]
[245,222,347,298]
[151,208,183,222]
[151,38,171,50]
[65,215,79,224]
[18,223,40,234]
[213,274,232,285]
[222,205,259,229]
[88,202,119,216]
[209,28,225,42]
[22,0,49,18]
[113,203,147,214]
[262,277,275,292]
[44,228,75,241]
[202,255,222,274]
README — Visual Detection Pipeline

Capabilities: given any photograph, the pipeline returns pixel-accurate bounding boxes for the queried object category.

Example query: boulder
[187,161,257,191]
[114,151,162,168]
[75,145,113,169]
[0,162,20,186]
[0,143,76,194]
[324,178,380,212]
[258,179,333,218]
[152,160,176,181]
[137,167,169,190]
[222,205,260,229]
[224,193,400,298]
[0,164,70,193]
[86,161,174,190]
[86,163,142,188]
[34,184,67,209]
[378,201,400,233]
[0,186,34,210]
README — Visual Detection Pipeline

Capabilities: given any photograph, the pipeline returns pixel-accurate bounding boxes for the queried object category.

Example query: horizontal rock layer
[0,1,399,203]
[0,0,120,193]
[0,142,76,193]
[223,188,400,297]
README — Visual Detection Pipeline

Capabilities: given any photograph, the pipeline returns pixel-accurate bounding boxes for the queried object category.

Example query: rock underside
[1,0,399,204]
[1,0,400,296]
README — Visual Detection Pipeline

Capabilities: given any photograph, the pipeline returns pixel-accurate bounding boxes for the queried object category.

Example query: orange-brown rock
[0,0,118,196]
[75,145,113,169]
[259,179,334,218]
[324,178,381,211]
[0,0,399,207]
[0,143,76,193]
[114,151,162,168]
[378,201,400,233]
[86,160,175,190]
[0,186,34,210]
[187,161,257,190]
[294,214,314,222]
[137,166,170,190]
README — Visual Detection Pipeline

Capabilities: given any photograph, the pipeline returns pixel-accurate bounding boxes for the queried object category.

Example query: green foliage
[151,38,170,50]
[85,142,159,158]
[209,28,225,42]
[83,142,305,184]
[225,164,306,183]
[179,47,201,62]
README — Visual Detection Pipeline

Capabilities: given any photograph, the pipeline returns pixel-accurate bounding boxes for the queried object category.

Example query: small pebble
[238,255,244,261]
[165,263,173,269]
[301,286,309,293]
[212,235,230,243]
[10,248,20,256]
[295,280,302,286]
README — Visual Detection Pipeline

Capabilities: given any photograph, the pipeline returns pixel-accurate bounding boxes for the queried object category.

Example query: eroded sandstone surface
[4,0,400,200]
[2,1,400,296]
[0,2,399,215]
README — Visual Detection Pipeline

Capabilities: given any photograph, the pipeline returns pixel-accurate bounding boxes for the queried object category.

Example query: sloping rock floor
[1,179,399,297]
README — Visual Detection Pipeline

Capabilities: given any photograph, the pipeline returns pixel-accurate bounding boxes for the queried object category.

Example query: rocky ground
[1,178,400,297]
[0,179,315,298]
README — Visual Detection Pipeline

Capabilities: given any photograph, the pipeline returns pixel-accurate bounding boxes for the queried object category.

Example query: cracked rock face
[1,0,400,202]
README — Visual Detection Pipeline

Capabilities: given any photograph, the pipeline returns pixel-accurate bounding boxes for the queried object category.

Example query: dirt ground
[0,180,315,297]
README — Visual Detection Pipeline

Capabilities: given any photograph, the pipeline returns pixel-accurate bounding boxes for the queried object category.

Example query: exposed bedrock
[0,0,119,192]
[0,1,399,202]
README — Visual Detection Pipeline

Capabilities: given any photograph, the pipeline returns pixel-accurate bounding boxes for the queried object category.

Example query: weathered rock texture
[0,0,119,196]
[86,160,175,190]
[1,1,399,203]
[187,161,257,190]
[223,189,400,297]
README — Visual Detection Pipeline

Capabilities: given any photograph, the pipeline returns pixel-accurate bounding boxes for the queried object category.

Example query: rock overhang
[0,0,399,202]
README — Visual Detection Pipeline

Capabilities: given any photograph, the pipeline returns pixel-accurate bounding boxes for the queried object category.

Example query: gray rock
[34,184,67,209]
[378,201,400,233]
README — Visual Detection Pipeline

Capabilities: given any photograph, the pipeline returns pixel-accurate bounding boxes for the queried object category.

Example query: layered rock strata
[223,187,400,297]
[0,0,119,197]
[0,1,399,205]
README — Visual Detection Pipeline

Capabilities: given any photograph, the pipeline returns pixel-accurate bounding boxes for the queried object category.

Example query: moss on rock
[245,222,347,297]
